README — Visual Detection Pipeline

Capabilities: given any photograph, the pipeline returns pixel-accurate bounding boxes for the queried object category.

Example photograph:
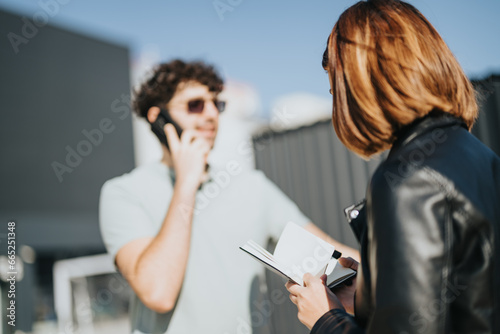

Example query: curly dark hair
[133,59,224,118]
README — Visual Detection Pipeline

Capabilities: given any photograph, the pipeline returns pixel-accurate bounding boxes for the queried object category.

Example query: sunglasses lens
[187,99,225,113]
[188,99,204,113]
[215,100,226,113]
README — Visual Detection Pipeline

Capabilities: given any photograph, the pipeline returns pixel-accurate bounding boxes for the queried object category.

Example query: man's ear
[146,106,161,123]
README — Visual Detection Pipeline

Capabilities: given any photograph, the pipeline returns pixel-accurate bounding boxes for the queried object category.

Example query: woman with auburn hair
[286,0,500,333]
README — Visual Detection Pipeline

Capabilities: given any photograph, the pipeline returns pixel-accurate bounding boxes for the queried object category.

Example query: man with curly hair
[99,59,358,334]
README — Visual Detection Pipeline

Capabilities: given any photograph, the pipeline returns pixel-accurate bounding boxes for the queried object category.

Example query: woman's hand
[330,257,358,315]
[285,273,344,330]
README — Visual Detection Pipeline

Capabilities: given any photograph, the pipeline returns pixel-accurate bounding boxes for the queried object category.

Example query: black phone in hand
[150,108,183,149]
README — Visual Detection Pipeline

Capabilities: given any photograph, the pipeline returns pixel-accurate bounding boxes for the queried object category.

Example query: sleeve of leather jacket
[311,309,365,334]
[311,167,450,334]
[365,166,450,333]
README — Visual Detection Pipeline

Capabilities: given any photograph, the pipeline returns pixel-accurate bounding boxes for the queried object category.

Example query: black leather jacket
[312,114,500,333]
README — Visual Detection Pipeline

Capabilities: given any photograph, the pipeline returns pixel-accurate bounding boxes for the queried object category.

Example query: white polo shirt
[99,161,309,334]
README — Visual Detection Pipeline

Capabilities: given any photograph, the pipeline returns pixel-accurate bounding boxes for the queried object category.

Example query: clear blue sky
[2,0,499,115]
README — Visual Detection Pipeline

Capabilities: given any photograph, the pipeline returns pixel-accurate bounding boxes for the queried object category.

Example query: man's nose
[203,100,219,118]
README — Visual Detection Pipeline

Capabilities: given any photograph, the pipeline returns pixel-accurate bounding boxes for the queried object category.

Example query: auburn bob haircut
[324,0,478,158]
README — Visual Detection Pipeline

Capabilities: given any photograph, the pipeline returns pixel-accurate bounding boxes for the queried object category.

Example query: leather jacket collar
[389,112,468,159]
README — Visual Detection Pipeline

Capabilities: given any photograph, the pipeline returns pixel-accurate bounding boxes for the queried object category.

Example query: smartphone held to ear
[150,108,183,149]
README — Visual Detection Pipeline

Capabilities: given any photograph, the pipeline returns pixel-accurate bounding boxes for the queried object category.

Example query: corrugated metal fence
[472,75,500,156]
[251,74,499,334]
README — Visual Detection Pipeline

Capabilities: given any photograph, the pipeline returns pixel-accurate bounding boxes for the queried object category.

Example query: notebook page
[273,222,335,281]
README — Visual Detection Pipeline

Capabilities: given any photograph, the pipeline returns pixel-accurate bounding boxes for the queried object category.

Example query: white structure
[269,92,332,131]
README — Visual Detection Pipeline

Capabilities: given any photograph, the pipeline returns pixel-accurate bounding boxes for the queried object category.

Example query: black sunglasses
[187,98,226,113]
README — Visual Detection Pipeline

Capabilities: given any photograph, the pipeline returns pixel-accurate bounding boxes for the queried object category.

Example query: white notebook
[240,222,356,287]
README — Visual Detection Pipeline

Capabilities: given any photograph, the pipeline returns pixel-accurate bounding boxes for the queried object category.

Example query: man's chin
[198,136,216,149]
[194,131,217,149]
[208,138,216,150]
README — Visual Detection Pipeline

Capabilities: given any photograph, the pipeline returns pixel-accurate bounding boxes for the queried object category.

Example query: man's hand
[286,273,344,330]
[165,123,210,190]
[115,123,209,313]
[330,257,358,315]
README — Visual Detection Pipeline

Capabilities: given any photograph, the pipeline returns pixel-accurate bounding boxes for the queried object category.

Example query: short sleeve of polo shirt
[99,179,156,262]
[255,171,311,240]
